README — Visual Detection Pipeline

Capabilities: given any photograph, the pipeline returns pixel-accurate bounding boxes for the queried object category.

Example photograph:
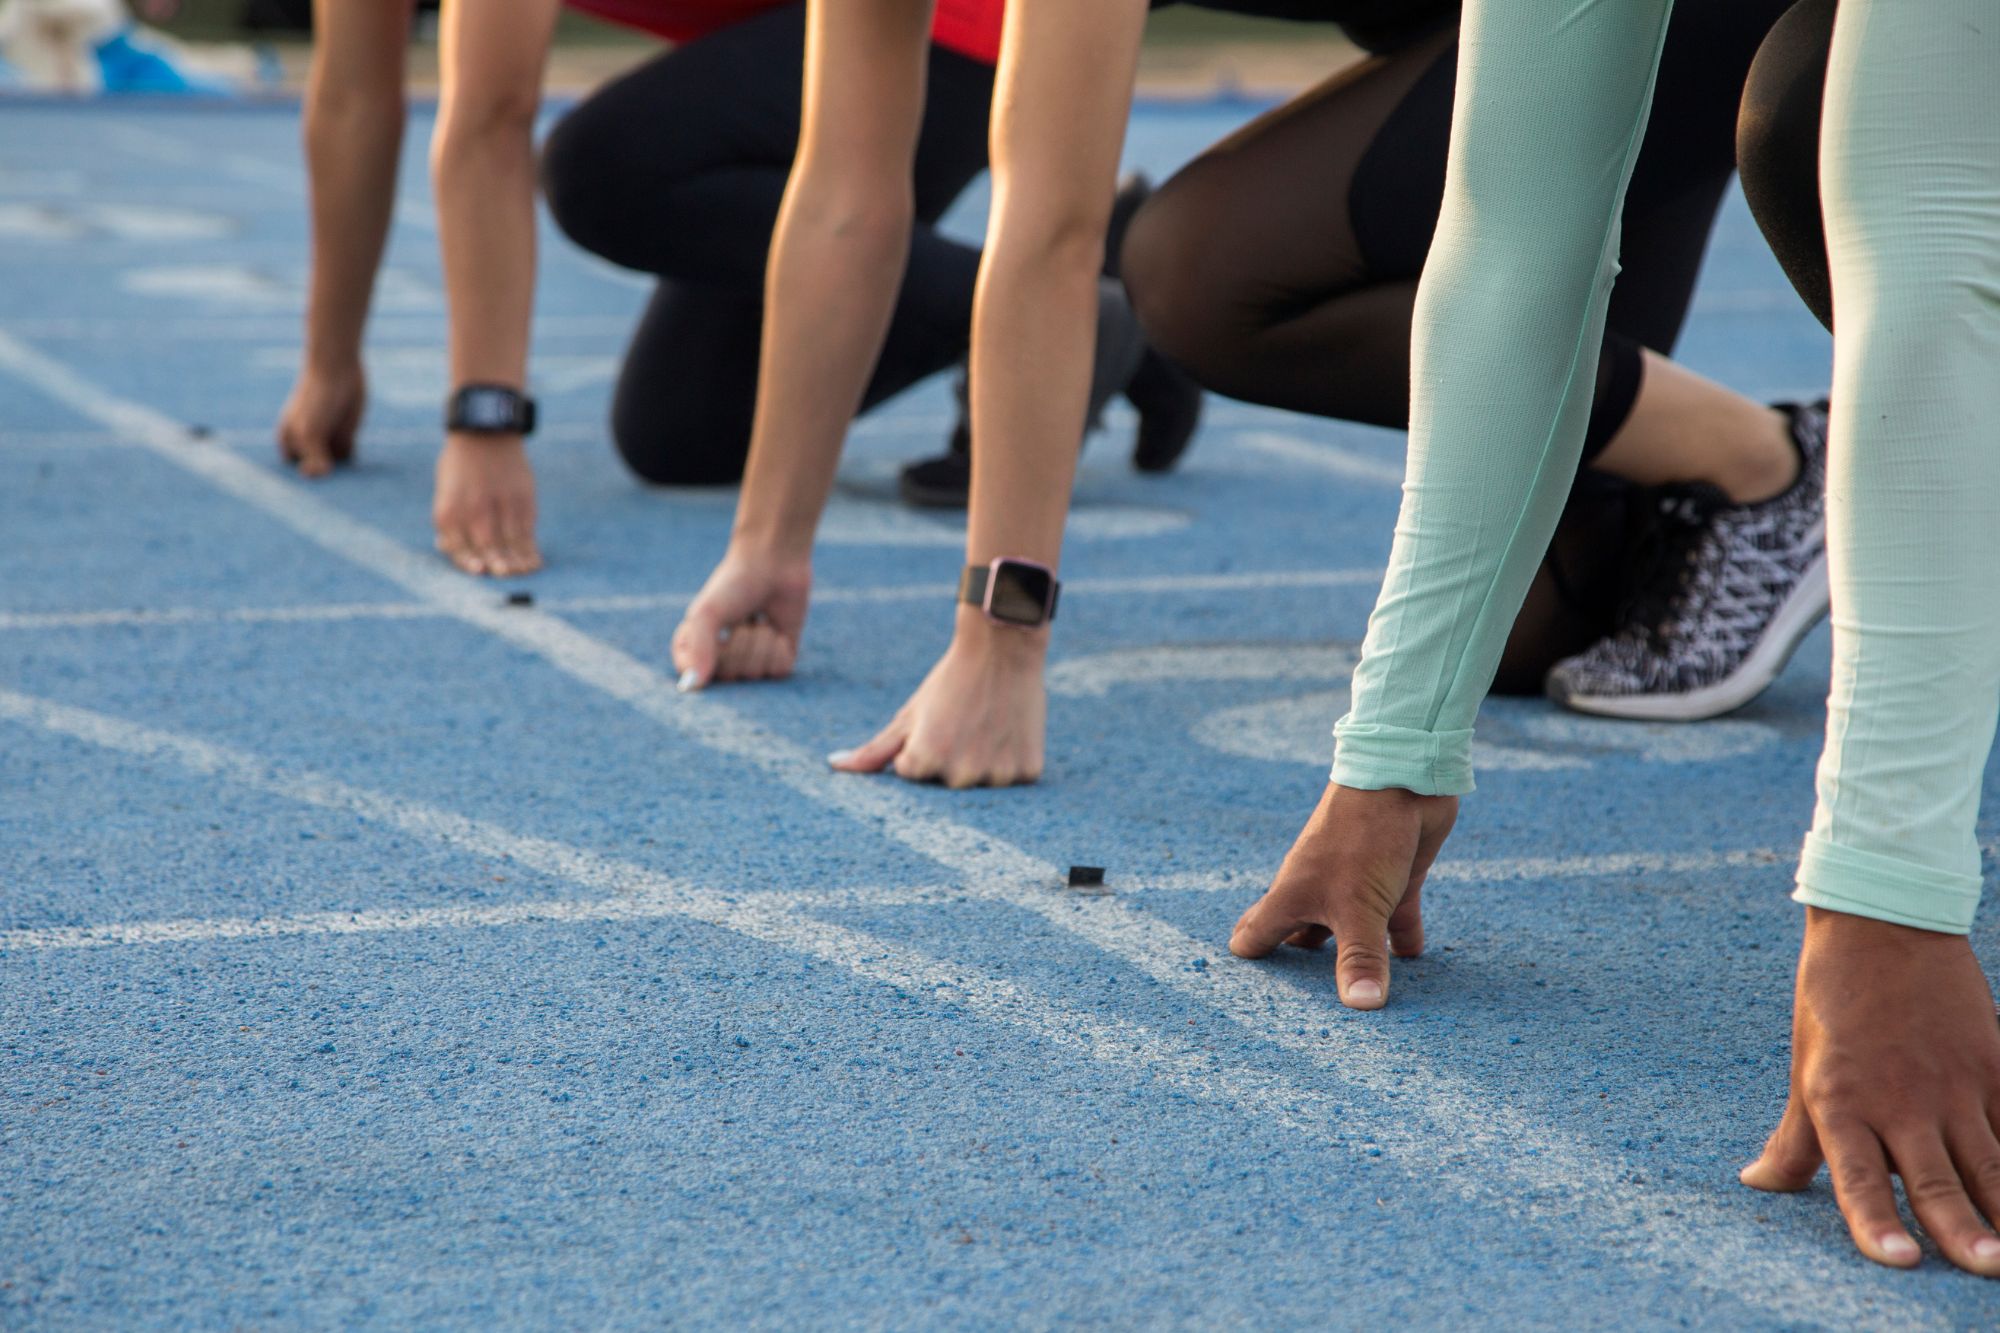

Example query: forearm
[299,0,412,373]
[733,171,915,560]
[729,0,934,563]
[429,0,561,396]
[431,129,539,390]
[962,0,1148,573]
[961,231,1098,568]
[1334,0,1675,796]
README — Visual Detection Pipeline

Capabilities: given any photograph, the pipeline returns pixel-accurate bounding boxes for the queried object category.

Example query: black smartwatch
[960,557,1061,628]
[446,384,537,437]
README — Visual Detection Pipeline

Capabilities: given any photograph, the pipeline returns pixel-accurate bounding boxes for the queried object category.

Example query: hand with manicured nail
[671,548,812,692]
[829,606,1046,788]
[1229,783,1458,1010]
[276,360,365,479]
[432,434,542,578]
[1740,908,2000,1277]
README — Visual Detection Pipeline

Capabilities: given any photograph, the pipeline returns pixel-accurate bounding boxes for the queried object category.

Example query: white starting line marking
[0,846,1796,954]
[1137,846,1793,897]
[0,569,1383,633]
[0,328,1927,1328]
[0,681,1903,1332]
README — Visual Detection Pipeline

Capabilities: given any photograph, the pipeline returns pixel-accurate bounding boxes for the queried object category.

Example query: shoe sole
[1549,545,1831,723]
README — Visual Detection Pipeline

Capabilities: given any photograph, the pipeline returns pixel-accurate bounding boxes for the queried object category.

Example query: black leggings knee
[540,3,994,485]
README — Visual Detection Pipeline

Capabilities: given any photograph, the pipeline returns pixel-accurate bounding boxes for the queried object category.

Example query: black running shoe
[898,276,1147,509]
[1545,400,1830,721]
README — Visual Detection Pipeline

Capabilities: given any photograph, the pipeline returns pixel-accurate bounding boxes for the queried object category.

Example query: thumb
[1739,1095,1824,1193]
[673,601,725,692]
[1332,895,1397,1010]
[829,714,910,774]
[1229,891,1312,961]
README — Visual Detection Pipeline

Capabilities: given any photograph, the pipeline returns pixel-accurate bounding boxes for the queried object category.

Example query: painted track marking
[0,329,1931,1326]
[0,685,1896,1326]
[0,568,1383,633]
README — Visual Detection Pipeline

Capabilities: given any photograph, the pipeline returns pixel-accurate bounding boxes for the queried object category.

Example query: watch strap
[959,561,1061,625]
[446,384,537,437]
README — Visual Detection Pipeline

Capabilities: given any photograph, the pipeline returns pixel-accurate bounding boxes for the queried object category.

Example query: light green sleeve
[1331,0,1675,798]
[1791,0,2000,935]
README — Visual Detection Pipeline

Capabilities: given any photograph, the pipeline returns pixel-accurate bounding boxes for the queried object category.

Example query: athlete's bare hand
[830,609,1047,789]
[1230,783,1458,1009]
[433,434,541,577]
[1741,908,2000,1276]
[276,361,365,478]
[671,548,813,690]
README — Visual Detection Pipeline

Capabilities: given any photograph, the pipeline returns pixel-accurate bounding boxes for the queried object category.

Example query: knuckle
[1337,939,1389,969]
[1903,1169,1966,1206]
[1967,1154,2000,1194]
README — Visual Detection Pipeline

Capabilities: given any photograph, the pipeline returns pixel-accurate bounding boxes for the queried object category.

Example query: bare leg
[1591,351,1797,503]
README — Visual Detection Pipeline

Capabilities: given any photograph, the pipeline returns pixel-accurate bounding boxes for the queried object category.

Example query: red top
[567,0,1006,66]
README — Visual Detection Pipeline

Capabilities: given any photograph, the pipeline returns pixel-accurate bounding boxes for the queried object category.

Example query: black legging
[1122,0,1835,688]
[541,3,994,485]
[1124,0,1801,462]
[1738,0,1836,333]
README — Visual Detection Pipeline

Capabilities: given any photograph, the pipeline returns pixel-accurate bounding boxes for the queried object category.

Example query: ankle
[1714,408,1799,506]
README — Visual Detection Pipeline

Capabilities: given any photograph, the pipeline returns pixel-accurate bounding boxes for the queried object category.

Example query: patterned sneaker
[1545,400,1830,721]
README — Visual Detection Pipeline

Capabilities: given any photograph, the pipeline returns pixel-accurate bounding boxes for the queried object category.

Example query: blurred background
[0,0,1356,98]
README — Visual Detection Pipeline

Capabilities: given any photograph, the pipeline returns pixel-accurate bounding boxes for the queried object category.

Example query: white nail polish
[676,668,699,693]
[827,750,855,767]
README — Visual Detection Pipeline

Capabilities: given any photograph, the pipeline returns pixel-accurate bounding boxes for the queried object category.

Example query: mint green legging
[1330,0,2000,934]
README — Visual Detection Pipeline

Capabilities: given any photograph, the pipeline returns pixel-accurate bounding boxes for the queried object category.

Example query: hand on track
[1231,783,1458,1009]
[276,362,364,478]
[671,550,812,691]
[1741,908,2000,1277]
[433,434,542,577]
[830,610,1047,789]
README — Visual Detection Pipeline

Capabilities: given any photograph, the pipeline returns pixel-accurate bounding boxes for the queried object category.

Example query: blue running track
[2,98,1994,1328]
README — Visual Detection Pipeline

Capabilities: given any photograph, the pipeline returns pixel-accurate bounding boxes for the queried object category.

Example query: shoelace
[1616,487,1727,646]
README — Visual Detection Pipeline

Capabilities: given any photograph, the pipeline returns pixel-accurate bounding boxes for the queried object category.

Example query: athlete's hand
[1740,908,2000,1276]
[671,547,813,691]
[276,361,365,478]
[830,608,1047,788]
[1230,783,1459,1009]
[433,433,542,577]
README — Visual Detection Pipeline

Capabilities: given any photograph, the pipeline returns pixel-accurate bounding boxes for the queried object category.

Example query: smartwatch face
[460,388,520,432]
[987,560,1056,626]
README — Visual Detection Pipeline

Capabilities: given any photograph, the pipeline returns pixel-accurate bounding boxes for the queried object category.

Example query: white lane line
[0,871,967,954]
[0,602,440,631]
[0,687,1453,1241]
[3,847,1797,953]
[2,422,608,455]
[0,330,1921,1328]
[0,702,1921,1332]
[0,316,636,342]
[1130,847,1792,897]
[0,569,1383,633]
[1233,430,1406,487]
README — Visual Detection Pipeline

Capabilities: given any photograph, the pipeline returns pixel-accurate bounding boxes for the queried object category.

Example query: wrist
[1799,905,1969,976]
[444,429,525,455]
[729,514,816,568]
[951,603,1051,662]
[302,344,363,380]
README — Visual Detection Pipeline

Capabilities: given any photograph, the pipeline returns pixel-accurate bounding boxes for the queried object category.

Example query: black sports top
[1183,0,1458,55]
